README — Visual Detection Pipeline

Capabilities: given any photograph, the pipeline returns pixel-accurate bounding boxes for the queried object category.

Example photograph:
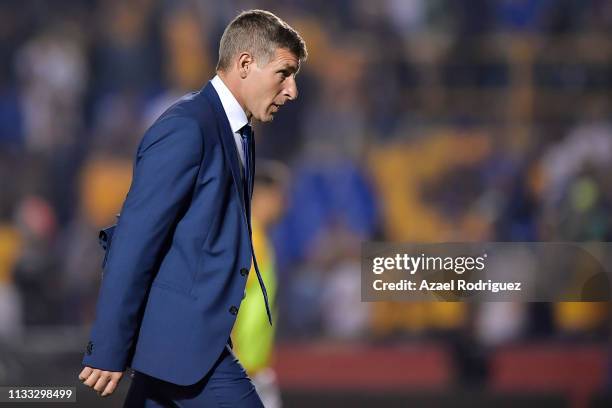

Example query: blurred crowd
[0,0,611,376]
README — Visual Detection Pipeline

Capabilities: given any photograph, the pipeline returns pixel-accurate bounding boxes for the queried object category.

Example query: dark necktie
[240,124,253,214]
[240,124,272,325]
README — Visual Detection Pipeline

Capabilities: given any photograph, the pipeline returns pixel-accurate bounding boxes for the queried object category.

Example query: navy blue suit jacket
[82,82,257,386]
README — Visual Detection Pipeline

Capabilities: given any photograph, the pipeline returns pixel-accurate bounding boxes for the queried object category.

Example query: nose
[284,76,298,101]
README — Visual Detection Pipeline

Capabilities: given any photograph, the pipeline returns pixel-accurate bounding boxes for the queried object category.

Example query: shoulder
[138,87,222,155]
[138,113,203,159]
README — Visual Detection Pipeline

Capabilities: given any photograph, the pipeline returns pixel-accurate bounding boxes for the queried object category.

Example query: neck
[217,70,252,121]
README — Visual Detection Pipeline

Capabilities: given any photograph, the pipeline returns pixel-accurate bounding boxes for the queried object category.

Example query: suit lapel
[202,82,247,216]
[249,130,255,199]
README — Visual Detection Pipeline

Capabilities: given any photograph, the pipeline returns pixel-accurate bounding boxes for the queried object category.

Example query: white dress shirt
[210,75,249,172]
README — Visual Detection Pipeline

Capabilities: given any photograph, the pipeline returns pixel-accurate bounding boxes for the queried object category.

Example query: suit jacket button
[86,341,94,355]
[240,268,249,277]
[229,306,238,315]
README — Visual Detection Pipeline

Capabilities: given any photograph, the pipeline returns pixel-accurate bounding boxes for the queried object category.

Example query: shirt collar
[211,75,249,134]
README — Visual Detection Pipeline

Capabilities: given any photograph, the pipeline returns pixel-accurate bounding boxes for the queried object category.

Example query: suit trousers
[123,344,263,407]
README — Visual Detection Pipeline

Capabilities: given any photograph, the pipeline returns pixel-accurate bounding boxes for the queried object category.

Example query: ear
[237,52,254,79]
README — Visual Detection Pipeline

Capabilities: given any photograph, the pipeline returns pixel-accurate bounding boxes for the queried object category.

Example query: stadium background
[0,0,610,406]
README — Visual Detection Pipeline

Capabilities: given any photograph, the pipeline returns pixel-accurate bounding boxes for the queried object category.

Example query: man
[78,10,306,407]
[232,160,290,408]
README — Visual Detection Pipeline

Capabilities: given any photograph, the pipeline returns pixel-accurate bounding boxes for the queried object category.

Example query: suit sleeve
[82,115,203,371]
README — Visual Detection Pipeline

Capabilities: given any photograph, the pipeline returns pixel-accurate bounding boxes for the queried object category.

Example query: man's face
[242,48,300,122]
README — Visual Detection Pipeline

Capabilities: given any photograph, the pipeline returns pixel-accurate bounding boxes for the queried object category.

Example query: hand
[78,366,124,397]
